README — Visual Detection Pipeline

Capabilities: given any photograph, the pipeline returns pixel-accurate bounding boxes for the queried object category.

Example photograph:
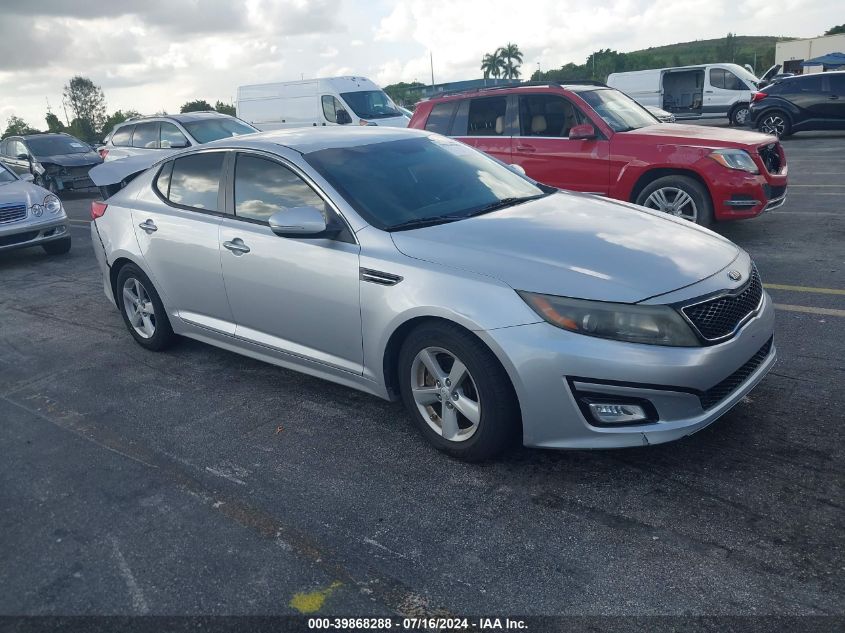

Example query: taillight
[752,92,768,102]
[98,148,109,159]
[91,201,108,220]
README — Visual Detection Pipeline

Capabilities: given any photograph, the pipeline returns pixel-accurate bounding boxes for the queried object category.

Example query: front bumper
[480,291,776,449]
[0,216,69,253]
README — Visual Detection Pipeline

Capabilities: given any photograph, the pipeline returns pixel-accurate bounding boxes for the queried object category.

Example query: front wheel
[398,323,520,461]
[635,175,713,227]
[730,104,750,126]
[758,111,791,138]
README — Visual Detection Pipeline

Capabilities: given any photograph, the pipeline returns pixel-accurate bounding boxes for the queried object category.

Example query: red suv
[409,83,788,226]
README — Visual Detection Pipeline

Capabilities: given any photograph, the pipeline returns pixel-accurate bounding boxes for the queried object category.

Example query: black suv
[0,133,102,193]
[749,71,845,137]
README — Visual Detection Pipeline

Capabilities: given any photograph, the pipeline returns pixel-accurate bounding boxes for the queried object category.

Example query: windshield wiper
[387,215,467,231]
[463,193,551,218]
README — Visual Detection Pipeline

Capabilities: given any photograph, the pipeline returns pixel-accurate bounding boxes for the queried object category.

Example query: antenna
[430,51,435,86]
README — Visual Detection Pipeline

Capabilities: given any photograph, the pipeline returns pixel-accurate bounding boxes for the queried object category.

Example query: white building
[775,33,845,74]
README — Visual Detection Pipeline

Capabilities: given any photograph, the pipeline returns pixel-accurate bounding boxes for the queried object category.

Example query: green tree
[825,24,845,35]
[62,76,107,136]
[45,112,65,133]
[481,51,505,79]
[498,43,523,79]
[100,110,142,137]
[720,32,738,62]
[214,100,236,116]
[180,99,213,113]
[67,117,97,143]
[383,81,425,105]
[3,115,40,137]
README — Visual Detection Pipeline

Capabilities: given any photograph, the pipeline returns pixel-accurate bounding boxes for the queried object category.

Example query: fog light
[587,402,648,424]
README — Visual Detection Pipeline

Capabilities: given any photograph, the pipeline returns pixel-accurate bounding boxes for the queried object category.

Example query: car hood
[0,179,50,206]
[390,192,740,303]
[35,152,102,167]
[622,123,776,147]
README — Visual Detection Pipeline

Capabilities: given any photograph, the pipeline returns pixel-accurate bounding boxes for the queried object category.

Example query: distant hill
[536,35,791,82]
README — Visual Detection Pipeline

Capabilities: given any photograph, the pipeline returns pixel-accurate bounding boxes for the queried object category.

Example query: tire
[757,110,792,138]
[115,263,178,351]
[730,103,750,127]
[634,175,713,227]
[398,322,520,461]
[41,236,71,255]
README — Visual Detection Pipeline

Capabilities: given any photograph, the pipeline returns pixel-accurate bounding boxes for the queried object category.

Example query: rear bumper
[0,217,69,253]
[91,220,116,306]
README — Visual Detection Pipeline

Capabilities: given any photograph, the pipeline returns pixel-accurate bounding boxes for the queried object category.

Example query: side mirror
[268,206,336,238]
[336,109,352,125]
[20,173,34,182]
[508,163,526,176]
[16,153,29,161]
[169,140,189,149]
[568,123,597,140]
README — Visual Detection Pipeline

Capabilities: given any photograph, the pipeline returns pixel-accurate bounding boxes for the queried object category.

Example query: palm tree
[498,43,524,79]
[480,51,505,79]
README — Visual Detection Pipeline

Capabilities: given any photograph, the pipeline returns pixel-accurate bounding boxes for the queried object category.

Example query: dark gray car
[0,133,102,193]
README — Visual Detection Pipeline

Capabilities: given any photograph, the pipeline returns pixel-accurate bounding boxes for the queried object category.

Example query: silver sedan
[90,127,775,460]
[0,162,71,255]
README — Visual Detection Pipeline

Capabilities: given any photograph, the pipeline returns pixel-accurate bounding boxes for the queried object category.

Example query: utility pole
[430,51,435,87]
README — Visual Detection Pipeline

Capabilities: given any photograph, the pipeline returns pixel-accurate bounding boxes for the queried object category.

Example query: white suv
[100,112,257,161]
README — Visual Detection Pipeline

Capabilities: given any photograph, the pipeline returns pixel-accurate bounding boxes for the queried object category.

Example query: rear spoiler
[89,154,163,198]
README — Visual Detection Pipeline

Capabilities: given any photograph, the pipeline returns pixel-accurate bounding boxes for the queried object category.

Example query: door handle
[704,90,714,94]
[223,238,251,255]
[516,145,536,152]
[138,219,157,233]
[829,95,839,100]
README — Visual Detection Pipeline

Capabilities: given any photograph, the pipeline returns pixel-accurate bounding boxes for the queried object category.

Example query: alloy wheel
[761,115,786,137]
[122,277,156,339]
[643,186,698,222]
[734,107,749,125]
[410,346,481,442]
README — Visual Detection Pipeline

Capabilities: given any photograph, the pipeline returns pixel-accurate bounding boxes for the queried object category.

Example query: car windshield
[25,136,91,157]
[304,135,549,231]
[0,163,16,185]
[579,89,658,132]
[340,90,402,119]
[181,118,257,144]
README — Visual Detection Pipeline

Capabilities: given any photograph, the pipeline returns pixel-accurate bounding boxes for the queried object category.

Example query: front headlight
[708,149,759,174]
[518,291,700,347]
[44,194,62,214]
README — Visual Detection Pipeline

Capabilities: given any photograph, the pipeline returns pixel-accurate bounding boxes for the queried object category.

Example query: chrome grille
[682,266,763,341]
[0,203,27,225]
[700,338,773,409]
[758,143,782,174]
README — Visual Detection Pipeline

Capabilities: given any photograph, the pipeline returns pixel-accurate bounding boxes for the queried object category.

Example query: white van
[607,63,762,126]
[236,76,410,131]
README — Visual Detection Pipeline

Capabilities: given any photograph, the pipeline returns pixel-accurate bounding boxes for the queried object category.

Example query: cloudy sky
[0,0,834,130]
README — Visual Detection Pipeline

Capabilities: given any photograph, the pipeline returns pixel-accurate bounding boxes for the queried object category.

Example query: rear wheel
[41,236,71,255]
[116,264,177,351]
[635,175,713,227]
[398,323,520,461]
[730,103,750,126]
[758,110,791,138]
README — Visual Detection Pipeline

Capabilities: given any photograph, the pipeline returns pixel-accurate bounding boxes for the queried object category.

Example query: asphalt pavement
[1,128,843,624]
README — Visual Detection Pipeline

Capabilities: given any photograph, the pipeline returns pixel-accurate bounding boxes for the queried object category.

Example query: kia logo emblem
[728,270,742,281]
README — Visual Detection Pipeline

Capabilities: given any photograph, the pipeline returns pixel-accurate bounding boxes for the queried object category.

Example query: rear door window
[466,97,507,136]
[710,69,746,90]
[518,94,585,137]
[132,122,160,149]
[167,152,225,211]
[423,102,458,134]
[111,125,134,146]
[160,122,189,149]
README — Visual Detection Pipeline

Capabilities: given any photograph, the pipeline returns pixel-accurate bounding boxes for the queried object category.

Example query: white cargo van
[607,63,762,126]
[236,76,410,131]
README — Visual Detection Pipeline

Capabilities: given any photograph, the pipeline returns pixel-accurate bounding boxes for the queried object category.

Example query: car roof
[423,82,605,102]
[117,111,234,126]
[17,133,76,141]
[202,126,433,155]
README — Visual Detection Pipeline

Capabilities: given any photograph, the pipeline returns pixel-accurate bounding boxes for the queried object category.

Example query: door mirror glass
[508,163,526,176]
[16,153,29,160]
[268,206,329,237]
[336,109,352,125]
[568,123,596,140]
[20,173,34,182]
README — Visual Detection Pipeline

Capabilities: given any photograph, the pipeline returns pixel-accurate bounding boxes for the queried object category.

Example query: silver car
[90,127,775,460]
[0,162,70,255]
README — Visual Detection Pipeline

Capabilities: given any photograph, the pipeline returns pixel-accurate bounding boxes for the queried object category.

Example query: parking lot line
[765,284,845,295]
[786,184,845,188]
[774,303,845,318]
[68,219,91,226]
